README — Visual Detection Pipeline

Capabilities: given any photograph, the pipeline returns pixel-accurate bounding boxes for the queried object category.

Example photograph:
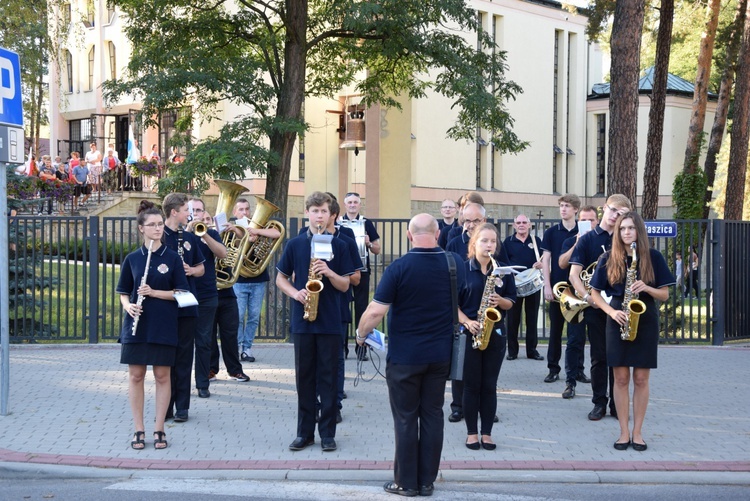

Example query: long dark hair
[606,211,654,285]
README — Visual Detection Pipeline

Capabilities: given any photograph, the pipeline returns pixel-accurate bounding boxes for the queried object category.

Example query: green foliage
[105,0,528,197]
[673,169,708,223]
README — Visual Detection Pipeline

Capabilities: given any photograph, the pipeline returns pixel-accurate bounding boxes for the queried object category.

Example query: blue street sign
[645,221,677,238]
[0,47,23,127]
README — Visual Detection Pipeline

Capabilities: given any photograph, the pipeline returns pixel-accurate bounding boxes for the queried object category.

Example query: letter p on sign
[0,47,23,127]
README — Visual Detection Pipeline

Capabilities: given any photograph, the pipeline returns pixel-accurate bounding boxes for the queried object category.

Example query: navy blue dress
[589,248,675,368]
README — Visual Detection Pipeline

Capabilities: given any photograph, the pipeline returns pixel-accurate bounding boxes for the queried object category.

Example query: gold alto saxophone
[473,253,502,350]
[303,225,324,322]
[621,242,646,341]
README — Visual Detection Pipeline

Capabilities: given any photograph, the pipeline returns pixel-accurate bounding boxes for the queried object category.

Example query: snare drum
[514,268,544,297]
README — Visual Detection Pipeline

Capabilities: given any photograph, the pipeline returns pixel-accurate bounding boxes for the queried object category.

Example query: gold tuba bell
[239,196,286,278]
[213,179,251,289]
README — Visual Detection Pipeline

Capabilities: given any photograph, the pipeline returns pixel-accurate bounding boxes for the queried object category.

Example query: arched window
[65,50,73,93]
[107,42,116,80]
[87,46,95,91]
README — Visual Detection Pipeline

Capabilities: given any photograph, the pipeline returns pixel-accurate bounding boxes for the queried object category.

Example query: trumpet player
[187,198,237,397]
[569,194,631,422]
[589,212,674,452]
[457,223,515,451]
[276,192,356,452]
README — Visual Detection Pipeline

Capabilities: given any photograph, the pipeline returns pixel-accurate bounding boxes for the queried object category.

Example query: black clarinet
[177,224,185,262]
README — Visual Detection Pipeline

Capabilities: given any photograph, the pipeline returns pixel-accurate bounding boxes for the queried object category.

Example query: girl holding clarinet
[117,201,189,450]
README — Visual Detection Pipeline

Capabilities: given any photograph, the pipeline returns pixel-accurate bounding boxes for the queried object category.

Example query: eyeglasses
[464,218,484,225]
[193,208,205,213]
[142,222,165,228]
[606,205,626,216]
[345,192,360,198]
[441,206,456,210]
[515,221,529,225]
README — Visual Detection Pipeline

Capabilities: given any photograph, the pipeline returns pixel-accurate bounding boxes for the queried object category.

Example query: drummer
[445,202,507,424]
[502,214,544,361]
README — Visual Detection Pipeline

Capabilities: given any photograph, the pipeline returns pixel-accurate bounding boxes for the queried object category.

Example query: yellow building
[47,0,716,220]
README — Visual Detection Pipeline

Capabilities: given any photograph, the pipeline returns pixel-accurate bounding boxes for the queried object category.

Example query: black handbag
[446,252,465,381]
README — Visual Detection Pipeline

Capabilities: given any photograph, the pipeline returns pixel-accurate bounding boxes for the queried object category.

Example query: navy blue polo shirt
[117,244,189,346]
[163,226,205,317]
[502,233,543,269]
[441,225,463,249]
[373,247,466,365]
[276,231,355,335]
[446,232,509,264]
[459,258,517,330]
[569,225,612,271]
[541,221,578,284]
[590,249,676,299]
[194,228,222,302]
[438,219,458,232]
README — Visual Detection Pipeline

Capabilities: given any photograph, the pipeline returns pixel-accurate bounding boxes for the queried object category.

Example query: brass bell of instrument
[213,179,251,290]
[192,222,207,238]
[239,196,286,278]
[553,281,588,324]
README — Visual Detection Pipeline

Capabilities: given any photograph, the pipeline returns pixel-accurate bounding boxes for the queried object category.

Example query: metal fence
[6,215,747,345]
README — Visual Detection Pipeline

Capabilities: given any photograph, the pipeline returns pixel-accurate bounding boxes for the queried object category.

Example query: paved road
[0,343,748,479]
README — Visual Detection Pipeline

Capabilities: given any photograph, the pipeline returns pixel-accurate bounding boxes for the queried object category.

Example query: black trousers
[293,333,339,440]
[564,320,586,385]
[507,290,540,358]
[170,316,196,413]
[584,307,614,409]
[195,298,217,390]
[462,331,506,436]
[546,300,566,373]
[353,272,370,357]
[386,360,449,491]
[210,295,243,376]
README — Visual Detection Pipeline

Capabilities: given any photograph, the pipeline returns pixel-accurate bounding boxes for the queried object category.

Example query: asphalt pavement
[0,342,748,485]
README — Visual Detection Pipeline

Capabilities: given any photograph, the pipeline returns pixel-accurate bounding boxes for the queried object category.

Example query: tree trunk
[607,0,645,206]
[725,1,750,220]
[264,0,308,216]
[683,0,722,175]
[642,0,674,220]
[703,0,748,219]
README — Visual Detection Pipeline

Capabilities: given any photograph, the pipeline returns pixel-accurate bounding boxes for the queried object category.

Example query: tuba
[473,253,501,350]
[303,225,324,322]
[213,179,251,289]
[239,196,286,278]
[621,242,646,341]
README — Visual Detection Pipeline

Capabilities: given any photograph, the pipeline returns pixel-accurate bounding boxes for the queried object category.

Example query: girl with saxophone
[117,201,189,450]
[457,223,516,450]
[589,212,674,452]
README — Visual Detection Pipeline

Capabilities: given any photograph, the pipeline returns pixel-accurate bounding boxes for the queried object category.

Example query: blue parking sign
[0,47,23,127]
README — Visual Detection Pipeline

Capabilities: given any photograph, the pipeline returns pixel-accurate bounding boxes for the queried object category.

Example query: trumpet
[191,222,207,237]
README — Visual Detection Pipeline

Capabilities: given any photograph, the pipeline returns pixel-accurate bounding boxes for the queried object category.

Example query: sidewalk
[0,342,748,478]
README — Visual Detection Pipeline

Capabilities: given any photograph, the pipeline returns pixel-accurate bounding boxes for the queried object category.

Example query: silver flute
[131,239,154,336]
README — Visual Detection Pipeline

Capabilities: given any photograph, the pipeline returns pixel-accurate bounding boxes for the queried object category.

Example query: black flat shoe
[506,354,517,361]
[383,481,418,497]
[198,388,210,398]
[632,441,648,451]
[480,440,497,451]
[289,436,315,451]
[529,353,545,361]
[419,484,434,497]
[448,411,463,423]
[465,440,481,450]
[613,440,630,451]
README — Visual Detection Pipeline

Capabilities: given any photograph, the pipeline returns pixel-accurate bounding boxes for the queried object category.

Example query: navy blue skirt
[120,342,176,367]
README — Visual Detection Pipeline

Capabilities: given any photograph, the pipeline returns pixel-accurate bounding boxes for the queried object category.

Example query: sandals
[131,431,145,450]
[153,431,168,450]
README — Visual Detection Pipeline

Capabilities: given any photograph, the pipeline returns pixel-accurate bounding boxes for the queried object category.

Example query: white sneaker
[208,371,218,381]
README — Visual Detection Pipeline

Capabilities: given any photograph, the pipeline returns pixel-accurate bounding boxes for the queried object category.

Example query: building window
[159,107,192,161]
[88,46,95,91]
[64,50,73,93]
[63,3,71,26]
[70,118,92,142]
[552,30,560,194]
[108,42,116,80]
[87,0,95,27]
[107,2,116,23]
[596,114,606,195]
